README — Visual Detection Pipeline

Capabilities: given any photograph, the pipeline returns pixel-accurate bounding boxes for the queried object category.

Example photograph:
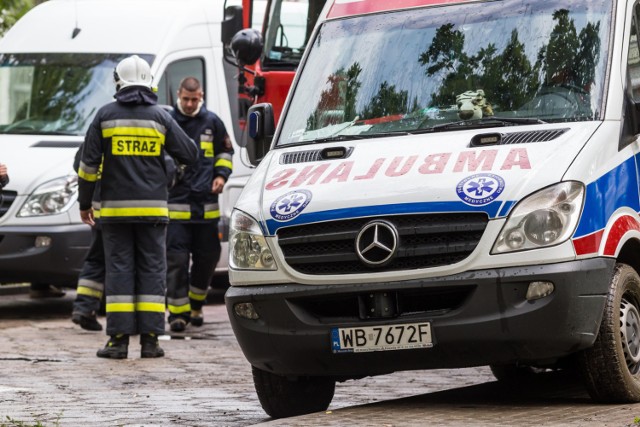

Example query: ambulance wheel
[251,366,335,419]
[578,263,640,402]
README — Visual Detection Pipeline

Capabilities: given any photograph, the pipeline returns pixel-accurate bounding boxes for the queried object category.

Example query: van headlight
[18,175,78,217]
[491,181,584,254]
[230,209,277,270]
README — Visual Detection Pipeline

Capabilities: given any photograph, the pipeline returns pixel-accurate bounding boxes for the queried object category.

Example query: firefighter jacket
[78,86,198,223]
[168,103,234,222]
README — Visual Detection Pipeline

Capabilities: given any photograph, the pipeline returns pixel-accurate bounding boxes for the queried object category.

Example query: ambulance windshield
[0,53,154,136]
[278,0,612,146]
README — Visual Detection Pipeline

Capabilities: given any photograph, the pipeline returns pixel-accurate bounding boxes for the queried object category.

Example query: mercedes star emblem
[355,220,398,266]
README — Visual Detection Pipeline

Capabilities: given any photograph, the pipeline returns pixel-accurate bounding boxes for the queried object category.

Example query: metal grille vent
[31,141,82,148]
[277,212,488,275]
[501,128,569,145]
[280,150,323,164]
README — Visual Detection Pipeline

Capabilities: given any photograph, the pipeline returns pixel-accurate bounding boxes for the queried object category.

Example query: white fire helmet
[114,55,153,90]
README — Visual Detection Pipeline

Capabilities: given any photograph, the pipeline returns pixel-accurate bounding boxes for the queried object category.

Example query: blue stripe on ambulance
[574,155,640,239]
[265,200,507,235]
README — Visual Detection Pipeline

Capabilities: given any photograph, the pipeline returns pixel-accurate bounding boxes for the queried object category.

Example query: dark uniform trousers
[102,222,167,336]
[73,226,105,316]
[166,221,221,323]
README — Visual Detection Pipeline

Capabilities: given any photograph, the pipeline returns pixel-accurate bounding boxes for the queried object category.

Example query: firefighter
[165,76,233,332]
[71,144,104,332]
[77,55,198,359]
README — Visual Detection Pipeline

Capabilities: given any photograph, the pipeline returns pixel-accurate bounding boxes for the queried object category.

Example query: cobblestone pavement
[0,290,639,427]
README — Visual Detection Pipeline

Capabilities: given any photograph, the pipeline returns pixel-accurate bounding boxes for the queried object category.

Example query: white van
[0,0,251,287]
[226,0,640,419]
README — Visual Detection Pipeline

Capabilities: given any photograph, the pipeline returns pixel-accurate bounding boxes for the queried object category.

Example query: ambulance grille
[501,128,569,144]
[0,190,17,218]
[277,213,488,275]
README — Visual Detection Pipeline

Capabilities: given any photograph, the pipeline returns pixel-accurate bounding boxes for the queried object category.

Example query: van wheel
[489,364,546,382]
[578,263,640,402]
[252,366,335,419]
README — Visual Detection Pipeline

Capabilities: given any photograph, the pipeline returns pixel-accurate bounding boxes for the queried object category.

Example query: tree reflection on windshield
[280,0,610,145]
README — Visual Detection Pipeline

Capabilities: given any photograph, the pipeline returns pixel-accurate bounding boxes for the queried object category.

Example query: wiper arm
[311,134,366,143]
[425,116,547,132]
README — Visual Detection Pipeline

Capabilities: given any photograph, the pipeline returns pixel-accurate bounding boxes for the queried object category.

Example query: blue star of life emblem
[270,190,312,221]
[456,173,505,206]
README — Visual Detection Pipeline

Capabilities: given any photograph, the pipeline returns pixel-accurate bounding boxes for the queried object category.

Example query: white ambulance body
[226,0,640,418]
[0,0,250,286]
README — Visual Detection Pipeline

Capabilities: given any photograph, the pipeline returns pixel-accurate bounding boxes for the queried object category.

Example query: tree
[0,0,39,38]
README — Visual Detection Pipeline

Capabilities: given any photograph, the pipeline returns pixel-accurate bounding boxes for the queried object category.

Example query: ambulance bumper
[225,257,614,378]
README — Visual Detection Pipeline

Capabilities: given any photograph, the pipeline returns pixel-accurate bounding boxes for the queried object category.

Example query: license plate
[331,322,433,353]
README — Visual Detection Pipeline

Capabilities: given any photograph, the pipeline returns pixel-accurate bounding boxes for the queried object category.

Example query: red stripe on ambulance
[572,230,604,256]
[328,0,472,19]
[603,215,640,256]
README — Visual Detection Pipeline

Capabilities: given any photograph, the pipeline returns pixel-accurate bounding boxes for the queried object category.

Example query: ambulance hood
[243,122,600,235]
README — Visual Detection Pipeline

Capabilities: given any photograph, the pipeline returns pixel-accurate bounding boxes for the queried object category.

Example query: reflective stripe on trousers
[102,222,167,336]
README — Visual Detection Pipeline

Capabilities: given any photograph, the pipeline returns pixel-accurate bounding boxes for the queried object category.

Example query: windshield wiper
[422,116,547,132]
[311,134,366,143]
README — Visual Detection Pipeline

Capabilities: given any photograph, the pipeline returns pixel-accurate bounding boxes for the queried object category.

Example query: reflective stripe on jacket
[78,86,198,223]
[168,104,233,222]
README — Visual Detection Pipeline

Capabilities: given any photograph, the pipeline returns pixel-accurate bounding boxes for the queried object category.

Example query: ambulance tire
[578,263,640,403]
[251,365,335,419]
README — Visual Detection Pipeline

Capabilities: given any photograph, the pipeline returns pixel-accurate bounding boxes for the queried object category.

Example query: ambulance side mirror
[243,103,275,166]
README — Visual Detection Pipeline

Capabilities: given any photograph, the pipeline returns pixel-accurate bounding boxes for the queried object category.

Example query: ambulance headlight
[229,209,277,270]
[492,181,584,254]
[18,175,78,217]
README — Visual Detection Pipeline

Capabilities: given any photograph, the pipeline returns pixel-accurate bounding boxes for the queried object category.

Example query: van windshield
[0,53,154,136]
[278,0,612,146]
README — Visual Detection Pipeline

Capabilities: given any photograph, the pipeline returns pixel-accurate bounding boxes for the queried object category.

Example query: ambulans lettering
[354,158,384,180]
[265,148,531,190]
[113,138,161,156]
[321,161,354,184]
[291,164,331,187]
[418,153,451,174]
[265,169,297,190]
[453,150,497,172]
[501,148,531,170]
[386,156,418,177]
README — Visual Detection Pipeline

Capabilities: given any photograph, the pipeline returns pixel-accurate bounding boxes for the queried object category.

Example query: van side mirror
[222,6,243,46]
[244,103,275,166]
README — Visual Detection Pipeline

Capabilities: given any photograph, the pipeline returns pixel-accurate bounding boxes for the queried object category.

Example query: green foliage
[0,0,36,38]
[1,413,61,427]
[421,8,601,112]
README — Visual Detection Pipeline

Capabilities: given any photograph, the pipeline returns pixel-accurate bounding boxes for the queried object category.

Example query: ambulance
[225,0,640,418]
[0,0,251,288]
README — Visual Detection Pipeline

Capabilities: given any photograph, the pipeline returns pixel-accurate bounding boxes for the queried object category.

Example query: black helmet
[230,28,264,66]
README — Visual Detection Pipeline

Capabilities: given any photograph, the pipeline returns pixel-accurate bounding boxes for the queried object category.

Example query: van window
[278,0,612,146]
[262,0,324,70]
[156,58,205,106]
[0,53,152,135]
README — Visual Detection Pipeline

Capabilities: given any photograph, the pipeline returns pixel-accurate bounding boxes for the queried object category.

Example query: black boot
[72,311,103,331]
[140,333,165,358]
[97,334,129,359]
